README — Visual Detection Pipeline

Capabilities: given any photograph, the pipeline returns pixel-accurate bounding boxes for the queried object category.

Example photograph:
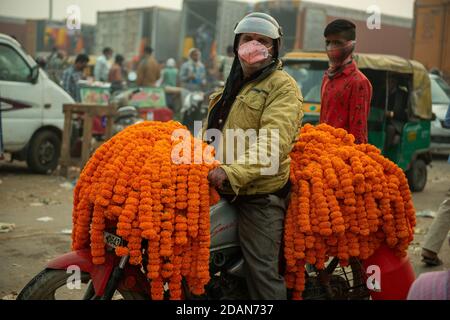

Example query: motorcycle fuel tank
[209,200,239,251]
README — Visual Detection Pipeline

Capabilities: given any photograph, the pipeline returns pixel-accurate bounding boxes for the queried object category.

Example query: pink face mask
[238,40,272,65]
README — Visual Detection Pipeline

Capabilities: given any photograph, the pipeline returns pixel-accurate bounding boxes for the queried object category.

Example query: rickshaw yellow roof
[283,51,432,120]
[355,54,415,74]
[283,51,328,60]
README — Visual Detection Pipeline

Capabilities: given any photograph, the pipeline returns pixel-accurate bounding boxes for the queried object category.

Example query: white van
[429,73,450,153]
[0,33,74,173]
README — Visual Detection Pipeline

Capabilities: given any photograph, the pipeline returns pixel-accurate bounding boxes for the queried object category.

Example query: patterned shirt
[61,66,83,102]
[320,60,373,144]
[179,59,206,91]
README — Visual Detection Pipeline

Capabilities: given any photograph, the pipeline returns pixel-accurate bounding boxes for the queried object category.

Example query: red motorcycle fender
[362,244,416,300]
[46,249,117,297]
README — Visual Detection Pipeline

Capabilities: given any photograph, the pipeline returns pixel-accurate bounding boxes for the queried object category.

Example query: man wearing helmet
[205,13,304,299]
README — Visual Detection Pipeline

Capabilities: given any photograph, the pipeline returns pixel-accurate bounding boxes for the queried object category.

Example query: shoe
[421,253,443,267]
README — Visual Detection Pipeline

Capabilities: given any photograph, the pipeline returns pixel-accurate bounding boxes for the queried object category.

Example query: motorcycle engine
[206,248,250,300]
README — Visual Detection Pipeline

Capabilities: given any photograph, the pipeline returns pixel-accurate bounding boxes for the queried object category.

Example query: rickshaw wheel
[406,159,427,192]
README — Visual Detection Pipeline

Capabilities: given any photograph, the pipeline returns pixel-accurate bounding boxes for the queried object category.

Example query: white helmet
[233,12,283,58]
[234,12,283,40]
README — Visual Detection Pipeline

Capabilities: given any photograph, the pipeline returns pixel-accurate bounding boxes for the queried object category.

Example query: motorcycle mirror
[128,71,137,82]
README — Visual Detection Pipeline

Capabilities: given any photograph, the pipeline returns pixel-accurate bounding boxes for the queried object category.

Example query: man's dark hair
[115,54,124,64]
[324,19,356,41]
[226,45,233,55]
[75,54,89,64]
[144,46,153,55]
[103,47,113,55]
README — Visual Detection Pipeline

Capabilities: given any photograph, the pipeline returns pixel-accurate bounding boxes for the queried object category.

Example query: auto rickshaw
[283,52,433,192]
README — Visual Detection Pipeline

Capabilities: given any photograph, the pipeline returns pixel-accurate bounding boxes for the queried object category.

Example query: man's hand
[208,168,228,190]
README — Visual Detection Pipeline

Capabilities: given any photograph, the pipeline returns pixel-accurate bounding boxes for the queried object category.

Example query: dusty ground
[0,156,449,299]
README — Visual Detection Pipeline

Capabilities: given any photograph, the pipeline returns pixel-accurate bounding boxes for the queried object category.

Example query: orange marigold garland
[285,124,416,300]
[72,121,219,300]
[73,121,415,301]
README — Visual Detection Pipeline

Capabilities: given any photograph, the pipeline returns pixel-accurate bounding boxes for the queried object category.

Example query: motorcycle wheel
[302,258,371,300]
[16,269,147,300]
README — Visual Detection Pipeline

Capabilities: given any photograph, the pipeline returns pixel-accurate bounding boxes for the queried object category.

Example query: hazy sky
[0,0,414,25]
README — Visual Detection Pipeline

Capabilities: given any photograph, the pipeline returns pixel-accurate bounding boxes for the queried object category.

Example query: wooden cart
[59,104,116,177]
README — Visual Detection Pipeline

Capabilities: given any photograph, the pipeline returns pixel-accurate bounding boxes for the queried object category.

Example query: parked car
[429,73,450,154]
[0,33,74,173]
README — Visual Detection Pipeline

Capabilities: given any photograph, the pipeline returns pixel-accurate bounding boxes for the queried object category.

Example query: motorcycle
[16,197,415,301]
[112,105,143,135]
[180,81,224,134]
[180,89,208,134]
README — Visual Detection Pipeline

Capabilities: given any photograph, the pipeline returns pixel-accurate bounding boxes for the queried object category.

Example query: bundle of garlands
[284,123,416,300]
[71,121,220,300]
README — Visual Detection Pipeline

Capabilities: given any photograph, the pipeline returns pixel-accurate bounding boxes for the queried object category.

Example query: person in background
[195,24,213,65]
[160,58,179,88]
[160,58,179,114]
[108,54,127,94]
[319,19,372,144]
[136,46,161,87]
[35,56,47,69]
[180,48,206,91]
[447,104,450,196]
[447,104,450,197]
[421,103,450,266]
[409,237,450,299]
[445,102,450,130]
[47,48,66,84]
[421,197,450,266]
[61,54,89,102]
[94,47,113,82]
[219,45,234,82]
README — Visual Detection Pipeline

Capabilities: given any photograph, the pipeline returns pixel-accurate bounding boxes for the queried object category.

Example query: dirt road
[1,157,449,299]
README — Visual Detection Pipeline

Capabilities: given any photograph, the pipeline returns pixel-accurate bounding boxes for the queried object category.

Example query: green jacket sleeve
[221,85,304,195]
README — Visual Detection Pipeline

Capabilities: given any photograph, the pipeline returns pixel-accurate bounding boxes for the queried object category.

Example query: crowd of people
[35,44,235,126]
[37,44,233,104]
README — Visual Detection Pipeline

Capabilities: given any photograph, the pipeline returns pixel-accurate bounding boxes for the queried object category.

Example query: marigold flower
[285,123,416,299]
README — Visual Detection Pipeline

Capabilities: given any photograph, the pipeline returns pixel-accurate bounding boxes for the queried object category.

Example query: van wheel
[406,159,427,192]
[27,130,61,174]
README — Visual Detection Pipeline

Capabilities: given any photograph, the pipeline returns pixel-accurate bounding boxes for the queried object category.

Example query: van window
[0,44,31,82]
[434,76,450,98]
[430,76,450,105]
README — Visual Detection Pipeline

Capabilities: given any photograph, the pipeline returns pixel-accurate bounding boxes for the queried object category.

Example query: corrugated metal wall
[255,0,413,59]
[412,0,450,78]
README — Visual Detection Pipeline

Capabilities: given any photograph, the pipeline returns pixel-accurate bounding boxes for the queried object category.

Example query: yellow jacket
[205,62,304,196]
